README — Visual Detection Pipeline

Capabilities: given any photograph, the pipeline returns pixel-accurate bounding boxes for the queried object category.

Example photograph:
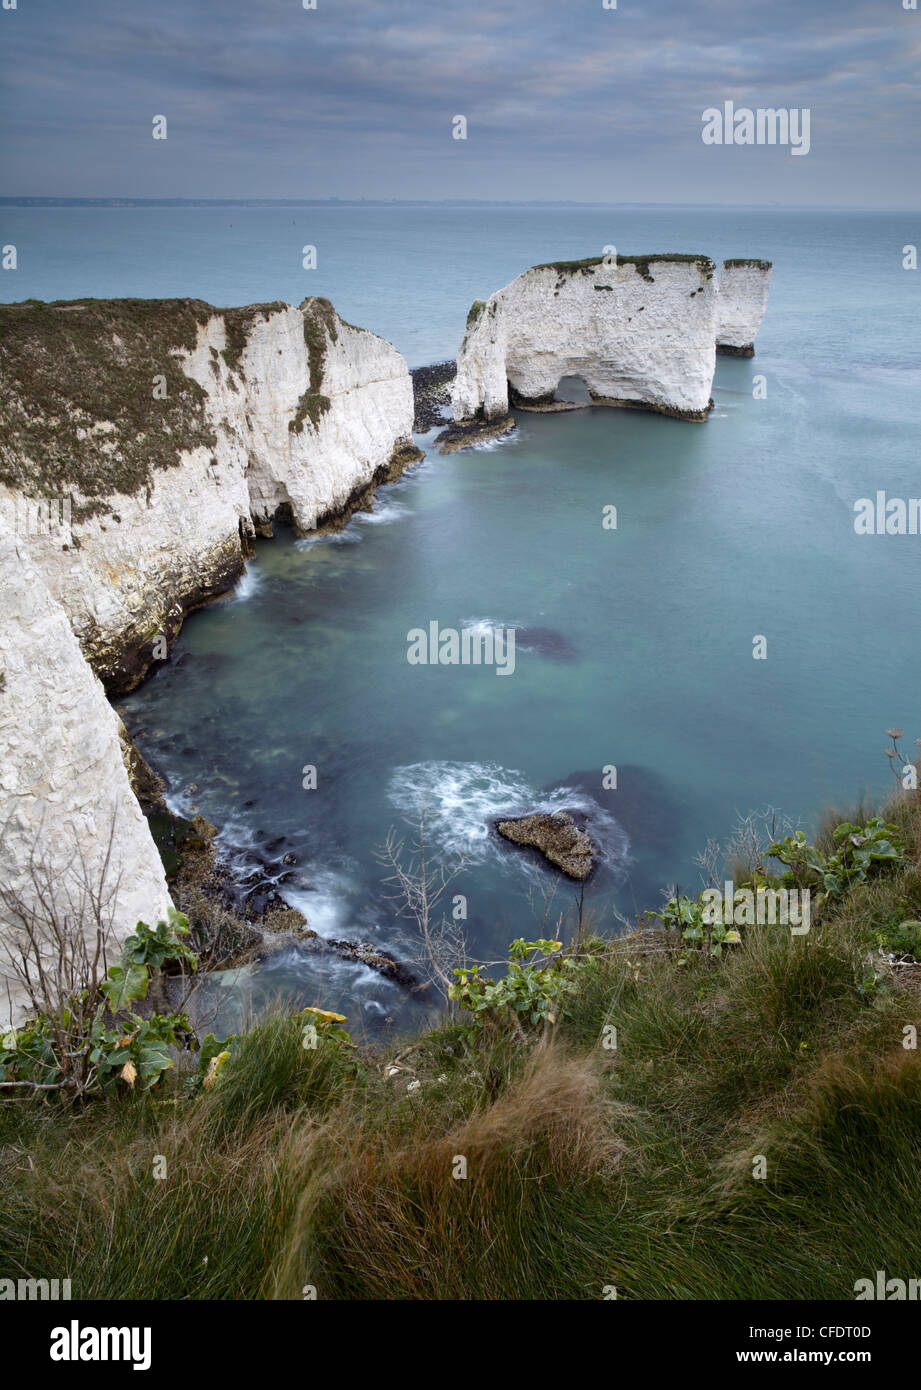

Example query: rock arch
[447,255,771,446]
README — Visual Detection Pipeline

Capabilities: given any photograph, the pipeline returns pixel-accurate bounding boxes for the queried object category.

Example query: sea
[4,203,919,1034]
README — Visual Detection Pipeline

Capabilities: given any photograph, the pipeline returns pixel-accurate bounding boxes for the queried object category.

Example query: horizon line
[2,197,918,212]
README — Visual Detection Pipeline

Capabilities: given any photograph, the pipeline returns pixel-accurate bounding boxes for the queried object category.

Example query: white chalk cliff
[450,254,772,429]
[0,513,172,1026]
[716,259,773,355]
[0,295,419,1022]
[0,297,419,689]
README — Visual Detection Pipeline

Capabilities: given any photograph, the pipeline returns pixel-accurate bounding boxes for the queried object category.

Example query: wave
[295,528,362,552]
[294,491,412,553]
[386,759,630,875]
[279,868,357,940]
[461,615,521,637]
[230,565,262,601]
[354,496,410,526]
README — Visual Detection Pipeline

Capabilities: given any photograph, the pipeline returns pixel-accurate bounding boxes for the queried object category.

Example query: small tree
[376,807,471,1008]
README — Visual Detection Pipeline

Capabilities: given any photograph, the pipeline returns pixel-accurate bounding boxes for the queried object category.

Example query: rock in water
[446,254,772,449]
[495,811,594,880]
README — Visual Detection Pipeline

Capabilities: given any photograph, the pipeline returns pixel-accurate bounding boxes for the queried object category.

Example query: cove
[118,344,913,1040]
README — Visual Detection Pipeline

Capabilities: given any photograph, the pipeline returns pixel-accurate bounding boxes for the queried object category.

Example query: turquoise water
[7,206,920,1033]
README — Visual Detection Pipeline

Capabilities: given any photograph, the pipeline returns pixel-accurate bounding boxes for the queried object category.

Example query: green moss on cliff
[290,298,340,435]
[723,258,773,271]
[465,300,487,330]
[532,253,716,288]
[0,297,224,518]
[220,302,288,374]
[533,253,714,273]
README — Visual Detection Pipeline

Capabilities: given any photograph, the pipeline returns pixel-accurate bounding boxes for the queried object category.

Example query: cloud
[1,0,918,203]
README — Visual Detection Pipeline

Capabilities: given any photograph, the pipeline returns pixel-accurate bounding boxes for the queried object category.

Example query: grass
[0,296,333,516]
[0,298,219,518]
[2,792,921,1300]
[531,253,716,284]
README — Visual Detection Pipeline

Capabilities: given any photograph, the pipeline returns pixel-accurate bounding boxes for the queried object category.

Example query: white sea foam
[295,528,362,551]
[386,760,629,874]
[230,565,262,601]
[462,615,522,637]
[281,868,356,939]
[355,496,409,526]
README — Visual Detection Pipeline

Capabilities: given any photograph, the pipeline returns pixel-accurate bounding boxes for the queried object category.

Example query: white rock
[716,260,773,355]
[450,254,773,428]
[0,297,417,689]
[0,296,417,1023]
[0,514,172,1027]
[452,256,720,424]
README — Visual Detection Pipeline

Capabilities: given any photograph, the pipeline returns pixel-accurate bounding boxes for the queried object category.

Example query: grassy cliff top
[723,258,773,270]
[3,789,920,1299]
[531,252,716,273]
[0,297,336,518]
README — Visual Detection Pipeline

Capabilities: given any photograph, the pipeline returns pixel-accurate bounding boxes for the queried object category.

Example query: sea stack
[715,259,773,356]
[443,253,772,450]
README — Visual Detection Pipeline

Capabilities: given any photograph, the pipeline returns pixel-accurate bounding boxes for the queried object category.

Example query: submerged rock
[516,626,581,662]
[496,811,595,880]
[435,413,516,454]
[295,934,422,991]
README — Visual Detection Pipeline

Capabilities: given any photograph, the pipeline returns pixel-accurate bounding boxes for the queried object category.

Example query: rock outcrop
[496,811,595,881]
[446,254,771,448]
[716,259,773,356]
[0,513,173,1026]
[0,296,420,690]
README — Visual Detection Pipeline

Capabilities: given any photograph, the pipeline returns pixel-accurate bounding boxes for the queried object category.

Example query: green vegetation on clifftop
[2,790,921,1299]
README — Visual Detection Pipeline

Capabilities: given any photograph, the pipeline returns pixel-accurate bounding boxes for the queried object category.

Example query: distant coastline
[1,196,911,210]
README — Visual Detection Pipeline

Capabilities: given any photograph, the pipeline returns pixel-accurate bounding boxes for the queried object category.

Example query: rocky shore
[410,360,456,431]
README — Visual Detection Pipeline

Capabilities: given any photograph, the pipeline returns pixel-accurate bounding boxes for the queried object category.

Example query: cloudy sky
[2,0,919,205]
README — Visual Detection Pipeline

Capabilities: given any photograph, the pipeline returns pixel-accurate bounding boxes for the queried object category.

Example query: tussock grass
[3,795,921,1300]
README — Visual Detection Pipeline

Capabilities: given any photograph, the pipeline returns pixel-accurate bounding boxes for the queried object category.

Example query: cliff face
[0,513,172,1026]
[450,254,772,430]
[0,296,418,690]
[716,260,773,356]
[0,293,419,1021]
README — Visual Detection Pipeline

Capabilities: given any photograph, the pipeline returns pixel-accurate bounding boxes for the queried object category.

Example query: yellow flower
[300,1006,347,1024]
[202,1050,231,1090]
